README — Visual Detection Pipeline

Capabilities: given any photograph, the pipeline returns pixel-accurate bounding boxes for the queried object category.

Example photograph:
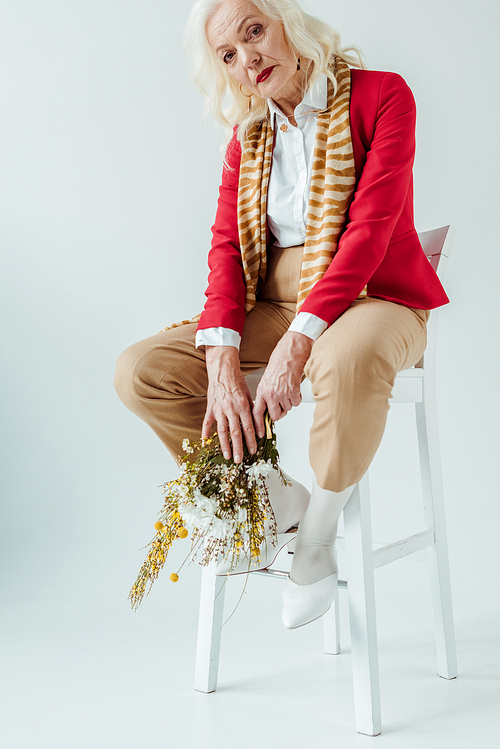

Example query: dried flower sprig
[128,413,289,610]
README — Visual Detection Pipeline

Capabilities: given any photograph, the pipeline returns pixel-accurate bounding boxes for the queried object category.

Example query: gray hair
[184,0,365,152]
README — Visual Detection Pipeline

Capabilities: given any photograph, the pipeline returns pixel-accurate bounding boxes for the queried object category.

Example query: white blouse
[196,75,329,350]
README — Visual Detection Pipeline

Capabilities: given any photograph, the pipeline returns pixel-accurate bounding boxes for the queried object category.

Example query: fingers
[218,412,256,463]
[267,401,288,422]
[241,397,257,456]
[201,410,215,441]
[252,331,310,423]
[253,395,266,439]
[254,392,287,425]
[216,418,236,462]
[203,397,257,463]
[254,380,301,424]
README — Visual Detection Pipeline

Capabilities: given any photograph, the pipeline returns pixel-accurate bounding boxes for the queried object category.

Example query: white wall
[1,0,498,628]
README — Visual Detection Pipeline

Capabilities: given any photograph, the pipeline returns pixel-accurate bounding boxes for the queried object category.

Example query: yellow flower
[170,573,179,582]
[154,521,164,531]
[177,527,188,539]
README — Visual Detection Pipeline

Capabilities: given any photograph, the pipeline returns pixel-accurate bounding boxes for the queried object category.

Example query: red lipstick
[256,66,274,84]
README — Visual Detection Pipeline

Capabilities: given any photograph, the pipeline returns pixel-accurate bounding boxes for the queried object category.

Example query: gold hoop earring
[239,83,253,98]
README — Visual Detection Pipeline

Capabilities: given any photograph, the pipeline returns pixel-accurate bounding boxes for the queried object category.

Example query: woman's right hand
[202,346,257,463]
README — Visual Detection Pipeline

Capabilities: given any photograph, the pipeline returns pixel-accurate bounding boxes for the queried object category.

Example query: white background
[1,1,499,746]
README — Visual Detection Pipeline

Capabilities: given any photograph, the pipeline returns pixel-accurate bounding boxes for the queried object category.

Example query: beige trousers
[114,246,429,492]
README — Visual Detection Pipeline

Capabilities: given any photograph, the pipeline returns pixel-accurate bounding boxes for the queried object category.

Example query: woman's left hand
[253,331,313,437]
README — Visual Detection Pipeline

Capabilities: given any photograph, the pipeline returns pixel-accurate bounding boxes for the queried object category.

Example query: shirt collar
[267,72,328,130]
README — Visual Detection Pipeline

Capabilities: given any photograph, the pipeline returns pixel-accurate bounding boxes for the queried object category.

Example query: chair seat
[246,366,424,405]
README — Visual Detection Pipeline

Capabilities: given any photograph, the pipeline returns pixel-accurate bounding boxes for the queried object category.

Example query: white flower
[182,438,194,454]
[179,502,212,529]
[237,506,247,524]
[193,488,218,514]
[178,488,219,530]
[246,460,274,480]
[176,484,189,500]
[208,515,235,540]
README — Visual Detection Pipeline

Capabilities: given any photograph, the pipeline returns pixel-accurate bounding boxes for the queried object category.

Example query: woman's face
[207,0,300,103]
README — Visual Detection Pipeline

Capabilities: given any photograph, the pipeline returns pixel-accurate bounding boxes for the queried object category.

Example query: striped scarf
[238,57,356,314]
[162,57,357,333]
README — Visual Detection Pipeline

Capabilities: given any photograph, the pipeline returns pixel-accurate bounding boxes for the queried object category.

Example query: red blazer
[197,69,449,336]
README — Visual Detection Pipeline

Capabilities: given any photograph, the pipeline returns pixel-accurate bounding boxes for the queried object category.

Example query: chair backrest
[415,225,455,370]
[418,225,455,284]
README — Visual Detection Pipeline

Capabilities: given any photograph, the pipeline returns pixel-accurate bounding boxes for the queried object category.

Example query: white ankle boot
[215,470,310,576]
[282,573,338,629]
[281,478,355,627]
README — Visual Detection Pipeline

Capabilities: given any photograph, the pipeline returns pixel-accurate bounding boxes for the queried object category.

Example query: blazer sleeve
[196,132,247,336]
[299,72,418,325]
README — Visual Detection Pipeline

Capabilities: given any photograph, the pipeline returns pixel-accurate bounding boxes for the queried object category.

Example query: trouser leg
[305,297,429,492]
[113,322,208,462]
[113,300,295,464]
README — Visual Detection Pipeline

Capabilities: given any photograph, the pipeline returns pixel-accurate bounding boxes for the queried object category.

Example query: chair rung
[250,568,347,589]
[373,529,435,569]
[250,568,289,579]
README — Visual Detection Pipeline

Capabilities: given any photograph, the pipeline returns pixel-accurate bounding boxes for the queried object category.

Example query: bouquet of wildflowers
[128,414,288,610]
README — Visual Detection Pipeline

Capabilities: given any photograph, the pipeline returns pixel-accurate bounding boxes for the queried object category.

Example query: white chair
[194,226,458,736]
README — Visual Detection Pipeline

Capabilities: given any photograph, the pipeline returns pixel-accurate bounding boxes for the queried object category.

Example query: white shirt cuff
[288,312,328,341]
[195,327,241,350]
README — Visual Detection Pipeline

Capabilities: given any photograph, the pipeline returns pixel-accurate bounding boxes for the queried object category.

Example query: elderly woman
[114,0,448,629]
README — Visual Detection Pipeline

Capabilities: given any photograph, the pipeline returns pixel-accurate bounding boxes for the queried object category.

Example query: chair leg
[323,583,341,655]
[194,563,226,693]
[416,400,458,679]
[343,475,382,736]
